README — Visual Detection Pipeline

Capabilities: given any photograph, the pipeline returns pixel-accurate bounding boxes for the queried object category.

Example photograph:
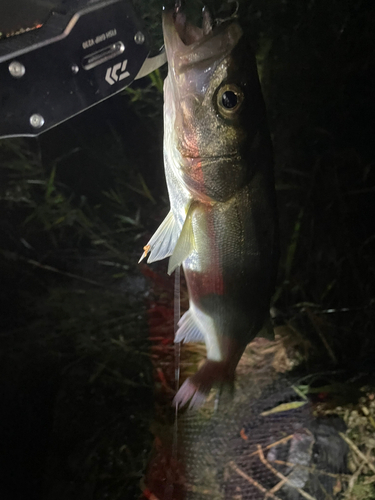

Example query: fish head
[163,7,268,201]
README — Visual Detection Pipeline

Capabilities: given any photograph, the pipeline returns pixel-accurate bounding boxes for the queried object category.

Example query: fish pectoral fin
[167,203,196,275]
[138,210,178,264]
[175,309,205,343]
[256,316,275,341]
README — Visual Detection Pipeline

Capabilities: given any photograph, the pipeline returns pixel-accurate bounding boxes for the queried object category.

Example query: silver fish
[140,6,279,408]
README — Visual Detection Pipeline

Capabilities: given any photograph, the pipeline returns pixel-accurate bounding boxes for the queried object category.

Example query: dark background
[0,0,374,498]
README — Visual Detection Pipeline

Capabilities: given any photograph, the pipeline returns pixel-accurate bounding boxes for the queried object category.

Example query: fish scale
[140,6,278,409]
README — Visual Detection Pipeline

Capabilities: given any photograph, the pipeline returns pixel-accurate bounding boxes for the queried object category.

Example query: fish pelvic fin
[138,210,178,264]
[167,202,197,275]
[173,360,235,410]
[175,308,205,343]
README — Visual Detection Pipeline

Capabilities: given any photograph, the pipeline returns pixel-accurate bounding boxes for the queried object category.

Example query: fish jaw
[162,9,243,77]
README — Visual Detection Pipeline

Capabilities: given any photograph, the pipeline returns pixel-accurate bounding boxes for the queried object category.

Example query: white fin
[167,204,196,275]
[256,317,275,340]
[175,309,205,343]
[138,210,178,264]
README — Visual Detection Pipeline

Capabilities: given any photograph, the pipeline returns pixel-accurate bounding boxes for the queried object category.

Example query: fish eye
[217,84,244,118]
[222,91,238,109]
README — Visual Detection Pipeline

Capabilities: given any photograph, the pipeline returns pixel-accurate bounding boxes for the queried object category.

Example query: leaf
[125,174,156,204]
[260,400,307,416]
[292,384,308,400]
[137,173,156,204]
[112,272,127,279]
[148,69,164,93]
[45,165,56,200]
[115,215,138,226]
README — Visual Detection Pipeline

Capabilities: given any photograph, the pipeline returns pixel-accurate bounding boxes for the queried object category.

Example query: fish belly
[177,178,276,358]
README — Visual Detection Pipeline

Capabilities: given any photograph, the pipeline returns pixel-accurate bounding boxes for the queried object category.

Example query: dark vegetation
[0,0,374,498]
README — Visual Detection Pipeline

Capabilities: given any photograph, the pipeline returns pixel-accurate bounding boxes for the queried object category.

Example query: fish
[139,4,279,409]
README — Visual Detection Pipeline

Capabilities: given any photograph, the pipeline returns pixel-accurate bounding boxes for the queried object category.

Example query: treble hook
[215,0,239,26]
[228,0,239,18]
[175,0,184,13]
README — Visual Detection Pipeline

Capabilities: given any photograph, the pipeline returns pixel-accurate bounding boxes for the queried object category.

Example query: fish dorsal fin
[256,316,275,340]
[139,210,179,264]
[168,203,196,275]
[175,309,205,343]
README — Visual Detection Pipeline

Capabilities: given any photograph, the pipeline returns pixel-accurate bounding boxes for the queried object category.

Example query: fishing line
[163,265,181,500]
[173,264,181,450]
[214,386,222,413]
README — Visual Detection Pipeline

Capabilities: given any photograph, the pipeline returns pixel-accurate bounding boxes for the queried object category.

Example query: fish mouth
[163,2,239,48]
[172,7,209,46]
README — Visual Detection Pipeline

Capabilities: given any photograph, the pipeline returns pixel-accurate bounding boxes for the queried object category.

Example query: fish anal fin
[138,210,178,264]
[175,309,205,344]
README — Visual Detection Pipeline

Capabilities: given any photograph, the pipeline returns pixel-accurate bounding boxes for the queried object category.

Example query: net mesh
[175,373,348,500]
[143,269,356,500]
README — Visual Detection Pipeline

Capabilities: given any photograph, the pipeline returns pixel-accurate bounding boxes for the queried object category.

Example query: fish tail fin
[173,360,235,410]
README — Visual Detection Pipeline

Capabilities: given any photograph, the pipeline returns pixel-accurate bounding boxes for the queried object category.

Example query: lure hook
[215,0,239,26]
[174,0,184,13]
